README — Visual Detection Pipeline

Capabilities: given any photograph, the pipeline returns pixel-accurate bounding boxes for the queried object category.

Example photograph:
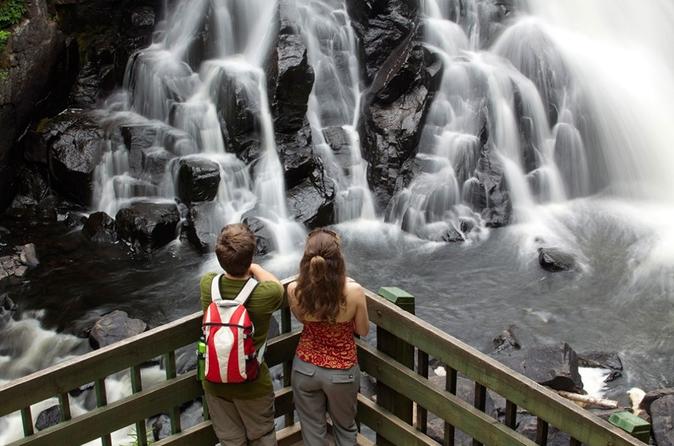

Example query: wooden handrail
[363,288,644,446]
[0,279,646,446]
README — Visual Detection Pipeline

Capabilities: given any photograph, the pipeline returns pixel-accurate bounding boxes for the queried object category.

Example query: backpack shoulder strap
[210,274,224,302]
[233,277,259,305]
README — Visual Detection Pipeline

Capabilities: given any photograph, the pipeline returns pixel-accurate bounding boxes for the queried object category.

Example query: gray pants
[292,356,360,446]
[205,392,277,446]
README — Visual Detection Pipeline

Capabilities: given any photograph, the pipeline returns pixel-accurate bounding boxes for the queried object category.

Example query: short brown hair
[215,224,256,276]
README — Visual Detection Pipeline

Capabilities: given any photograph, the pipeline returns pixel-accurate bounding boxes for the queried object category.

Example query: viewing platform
[0,279,647,446]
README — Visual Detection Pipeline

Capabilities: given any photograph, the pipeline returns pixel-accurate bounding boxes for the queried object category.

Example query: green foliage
[0,0,26,29]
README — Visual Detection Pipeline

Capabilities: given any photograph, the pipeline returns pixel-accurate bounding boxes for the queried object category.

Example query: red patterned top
[296,321,357,369]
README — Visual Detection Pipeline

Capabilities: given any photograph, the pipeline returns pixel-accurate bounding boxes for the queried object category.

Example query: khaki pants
[292,356,360,446]
[205,392,277,446]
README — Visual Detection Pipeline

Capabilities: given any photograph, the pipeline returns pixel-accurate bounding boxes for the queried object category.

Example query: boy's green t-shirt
[200,272,284,400]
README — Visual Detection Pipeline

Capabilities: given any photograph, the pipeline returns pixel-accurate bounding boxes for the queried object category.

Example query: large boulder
[82,212,117,244]
[41,109,104,206]
[514,343,583,393]
[269,0,315,134]
[650,395,674,446]
[175,158,220,203]
[242,213,275,256]
[185,201,222,253]
[286,167,335,228]
[115,202,180,251]
[89,310,147,349]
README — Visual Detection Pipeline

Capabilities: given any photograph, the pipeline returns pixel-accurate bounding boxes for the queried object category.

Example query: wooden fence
[0,279,646,446]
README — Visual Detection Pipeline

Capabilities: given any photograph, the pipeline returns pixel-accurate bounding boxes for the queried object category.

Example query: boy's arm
[248,263,281,285]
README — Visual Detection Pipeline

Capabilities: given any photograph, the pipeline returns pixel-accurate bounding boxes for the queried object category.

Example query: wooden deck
[0,279,647,446]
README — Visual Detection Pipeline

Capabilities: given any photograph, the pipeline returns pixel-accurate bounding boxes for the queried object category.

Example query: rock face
[115,202,180,251]
[286,168,336,228]
[175,158,220,203]
[269,0,315,134]
[89,310,147,349]
[352,0,443,208]
[185,201,221,253]
[0,0,65,209]
[37,109,104,206]
[82,212,117,244]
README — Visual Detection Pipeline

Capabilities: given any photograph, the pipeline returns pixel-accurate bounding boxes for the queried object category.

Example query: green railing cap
[377,287,415,306]
[608,411,650,442]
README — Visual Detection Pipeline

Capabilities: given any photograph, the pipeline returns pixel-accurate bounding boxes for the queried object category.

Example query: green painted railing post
[376,287,415,446]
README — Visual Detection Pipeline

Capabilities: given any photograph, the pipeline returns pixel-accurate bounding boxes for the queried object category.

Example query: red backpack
[202,275,263,383]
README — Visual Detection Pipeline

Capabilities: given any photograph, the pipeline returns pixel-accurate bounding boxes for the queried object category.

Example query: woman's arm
[352,286,369,337]
[286,282,305,323]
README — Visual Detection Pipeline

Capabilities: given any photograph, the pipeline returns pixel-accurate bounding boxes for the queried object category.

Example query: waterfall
[296,0,376,222]
[91,0,305,255]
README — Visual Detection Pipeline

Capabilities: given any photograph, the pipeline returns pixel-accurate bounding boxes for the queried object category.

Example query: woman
[287,228,369,446]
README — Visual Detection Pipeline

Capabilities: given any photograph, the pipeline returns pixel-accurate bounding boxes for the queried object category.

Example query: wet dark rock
[174,343,198,375]
[89,310,147,349]
[0,294,17,329]
[577,351,623,371]
[185,201,221,253]
[41,109,104,206]
[642,388,674,415]
[362,40,440,208]
[115,202,180,251]
[242,213,274,256]
[322,126,356,174]
[346,0,419,82]
[68,34,117,108]
[510,343,584,393]
[286,167,336,228]
[151,414,172,441]
[649,395,674,446]
[212,70,260,154]
[123,125,175,183]
[82,212,118,244]
[0,0,65,210]
[176,158,221,203]
[269,0,315,134]
[35,405,62,431]
[278,122,315,189]
[538,247,577,272]
[12,165,51,207]
[493,326,522,353]
[130,7,156,29]
[121,124,158,154]
[442,227,465,243]
[19,243,40,268]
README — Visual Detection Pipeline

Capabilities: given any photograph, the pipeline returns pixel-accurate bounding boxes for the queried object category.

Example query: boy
[200,223,284,446]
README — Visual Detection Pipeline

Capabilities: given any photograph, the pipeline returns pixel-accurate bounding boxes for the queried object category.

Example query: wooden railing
[0,280,646,446]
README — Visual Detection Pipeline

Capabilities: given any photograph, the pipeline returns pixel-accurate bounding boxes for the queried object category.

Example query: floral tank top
[295,320,357,369]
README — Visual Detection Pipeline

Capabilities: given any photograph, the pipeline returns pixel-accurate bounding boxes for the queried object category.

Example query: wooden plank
[130,365,148,446]
[473,383,487,446]
[505,400,518,430]
[58,393,71,422]
[94,379,112,446]
[281,306,294,427]
[363,290,645,446]
[445,366,457,446]
[569,438,582,446]
[7,373,203,446]
[417,350,429,434]
[358,341,537,446]
[357,394,437,446]
[21,407,33,437]
[536,418,549,446]
[163,351,181,434]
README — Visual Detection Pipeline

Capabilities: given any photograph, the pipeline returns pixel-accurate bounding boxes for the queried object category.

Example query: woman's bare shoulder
[345,279,365,302]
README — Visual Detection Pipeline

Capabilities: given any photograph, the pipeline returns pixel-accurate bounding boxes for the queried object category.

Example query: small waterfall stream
[92,0,305,256]
[296,0,376,222]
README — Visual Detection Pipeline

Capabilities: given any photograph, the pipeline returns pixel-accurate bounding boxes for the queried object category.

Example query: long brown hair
[295,228,346,322]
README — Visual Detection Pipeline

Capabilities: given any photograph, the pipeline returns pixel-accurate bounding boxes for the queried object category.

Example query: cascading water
[296,0,376,222]
[92,0,305,256]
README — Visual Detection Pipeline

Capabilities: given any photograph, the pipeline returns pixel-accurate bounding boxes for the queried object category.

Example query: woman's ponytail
[309,255,327,282]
